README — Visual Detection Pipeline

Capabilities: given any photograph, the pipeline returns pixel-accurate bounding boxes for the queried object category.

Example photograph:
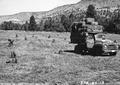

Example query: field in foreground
[0,30,120,85]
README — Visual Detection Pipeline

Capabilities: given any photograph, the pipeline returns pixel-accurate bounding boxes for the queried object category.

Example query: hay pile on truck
[70,18,119,56]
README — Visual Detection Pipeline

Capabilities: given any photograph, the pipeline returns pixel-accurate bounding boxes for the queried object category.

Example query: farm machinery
[70,18,119,56]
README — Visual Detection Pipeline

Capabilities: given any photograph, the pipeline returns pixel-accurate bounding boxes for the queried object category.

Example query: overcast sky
[0,0,80,15]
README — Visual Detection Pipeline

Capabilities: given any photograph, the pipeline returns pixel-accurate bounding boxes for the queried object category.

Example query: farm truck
[70,18,119,56]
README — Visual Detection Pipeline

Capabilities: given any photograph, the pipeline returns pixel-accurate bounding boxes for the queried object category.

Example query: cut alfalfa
[35,36,38,39]
[24,36,27,40]
[48,35,51,38]
[58,50,64,54]
[52,39,55,43]
[64,38,67,40]
[16,34,18,38]
[32,34,35,37]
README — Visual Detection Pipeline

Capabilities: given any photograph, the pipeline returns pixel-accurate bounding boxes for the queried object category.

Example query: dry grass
[0,30,119,84]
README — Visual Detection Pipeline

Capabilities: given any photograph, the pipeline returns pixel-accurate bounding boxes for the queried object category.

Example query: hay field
[0,30,120,85]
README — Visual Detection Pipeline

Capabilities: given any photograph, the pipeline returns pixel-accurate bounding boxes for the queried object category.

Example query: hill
[0,0,120,24]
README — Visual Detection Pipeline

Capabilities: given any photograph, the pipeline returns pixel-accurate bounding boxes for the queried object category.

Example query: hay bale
[92,22,98,25]
[86,18,95,23]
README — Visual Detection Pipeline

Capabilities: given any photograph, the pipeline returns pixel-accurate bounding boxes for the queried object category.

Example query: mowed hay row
[15,39,52,56]
[83,56,120,71]
[24,54,91,83]
[77,56,120,83]
[41,55,120,83]
[42,53,91,74]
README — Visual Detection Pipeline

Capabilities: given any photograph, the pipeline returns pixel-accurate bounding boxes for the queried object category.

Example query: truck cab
[92,33,119,55]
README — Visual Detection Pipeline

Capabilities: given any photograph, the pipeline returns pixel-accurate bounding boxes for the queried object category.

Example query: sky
[0,0,80,15]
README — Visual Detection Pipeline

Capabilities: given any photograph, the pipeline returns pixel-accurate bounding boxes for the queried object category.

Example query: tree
[61,14,71,32]
[86,4,96,18]
[44,17,53,31]
[0,21,21,30]
[22,21,29,31]
[69,13,75,25]
[29,15,37,31]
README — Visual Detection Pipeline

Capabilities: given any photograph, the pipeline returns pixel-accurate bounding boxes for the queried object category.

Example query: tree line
[0,5,120,34]
[0,13,85,32]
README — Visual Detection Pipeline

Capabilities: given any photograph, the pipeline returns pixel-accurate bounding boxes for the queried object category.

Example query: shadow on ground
[64,50,116,57]
[64,50,90,55]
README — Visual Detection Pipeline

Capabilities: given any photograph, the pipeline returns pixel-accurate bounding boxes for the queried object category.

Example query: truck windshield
[95,34,106,39]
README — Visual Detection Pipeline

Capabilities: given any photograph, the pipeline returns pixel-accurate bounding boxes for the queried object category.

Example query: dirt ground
[0,30,120,85]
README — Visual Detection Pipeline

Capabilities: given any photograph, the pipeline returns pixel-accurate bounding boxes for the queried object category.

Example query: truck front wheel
[109,52,117,56]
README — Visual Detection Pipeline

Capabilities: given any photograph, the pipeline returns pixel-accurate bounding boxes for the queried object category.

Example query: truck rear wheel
[74,45,80,53]
[74,45,81,54]
[91,45,103,56]
[74,44,87,54]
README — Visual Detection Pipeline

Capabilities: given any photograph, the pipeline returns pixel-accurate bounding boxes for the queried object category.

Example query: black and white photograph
[0,0,120,85]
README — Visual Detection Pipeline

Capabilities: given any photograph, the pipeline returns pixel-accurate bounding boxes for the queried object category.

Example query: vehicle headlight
[116,45,119,49]
[103,45,107,49]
